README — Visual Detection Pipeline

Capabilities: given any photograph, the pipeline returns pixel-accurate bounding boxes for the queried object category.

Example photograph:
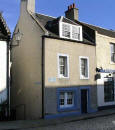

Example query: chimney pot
[70,5,72,9]
[65,3,79,21]
[73,3,76,8]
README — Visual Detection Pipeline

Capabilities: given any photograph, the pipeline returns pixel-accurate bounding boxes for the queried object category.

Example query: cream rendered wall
[96,32,115,69]
[11,0,44,120]
[0,41,7,104]
[96,32,115,107]
[44,38,96,87]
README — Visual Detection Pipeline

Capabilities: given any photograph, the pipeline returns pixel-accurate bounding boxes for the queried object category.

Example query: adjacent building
[88,25,115,109]
[0,13,10,118]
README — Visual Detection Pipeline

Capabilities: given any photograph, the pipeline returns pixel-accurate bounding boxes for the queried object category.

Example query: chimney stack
[20,0,35,14]
[27,0,35,13]
[65,3,79,21]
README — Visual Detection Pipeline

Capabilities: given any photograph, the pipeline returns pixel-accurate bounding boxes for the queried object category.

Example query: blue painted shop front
[45,86,97,119]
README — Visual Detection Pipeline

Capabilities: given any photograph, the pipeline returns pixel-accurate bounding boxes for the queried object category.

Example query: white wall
[0,41,7,104]
[97,73,115,107]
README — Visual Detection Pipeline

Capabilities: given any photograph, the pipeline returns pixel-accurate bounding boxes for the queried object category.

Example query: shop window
[104,78,114,102]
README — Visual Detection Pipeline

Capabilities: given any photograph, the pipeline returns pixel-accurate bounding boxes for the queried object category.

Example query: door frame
[80,87,90,114]
[81,89,88,113]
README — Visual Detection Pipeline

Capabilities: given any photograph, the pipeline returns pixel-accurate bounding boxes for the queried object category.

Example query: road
[22,114,115,130]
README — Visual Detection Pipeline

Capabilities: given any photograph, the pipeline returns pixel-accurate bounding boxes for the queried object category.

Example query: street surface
[22,114,115,130]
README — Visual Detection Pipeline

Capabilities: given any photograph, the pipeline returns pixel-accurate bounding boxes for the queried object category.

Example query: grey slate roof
[0,13,11,39]
[81,22,115,38]
[36,13,56,27]
[34,13,115,45]
[35,13,95,45]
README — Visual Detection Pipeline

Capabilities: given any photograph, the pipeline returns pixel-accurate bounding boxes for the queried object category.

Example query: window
[72,26,80,40]
[58,54,69,78]
[57,88,77,111]
[79,56,89,79]
[60,22,82,41]
[59,92,74,108]
[110,43,115,63]
[62,23,71,38]
[104,78,114,102]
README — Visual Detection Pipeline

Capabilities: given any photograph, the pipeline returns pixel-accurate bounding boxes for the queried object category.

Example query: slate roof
[35,13,95,45]
[81,22,115,38]
[0,13,10,39]
[34,13,115,45]
[36,13,56,27]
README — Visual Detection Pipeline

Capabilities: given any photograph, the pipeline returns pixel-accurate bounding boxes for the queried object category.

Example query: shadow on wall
[44,84,97,119]
[0,88,7,104]
[0,89,8,121]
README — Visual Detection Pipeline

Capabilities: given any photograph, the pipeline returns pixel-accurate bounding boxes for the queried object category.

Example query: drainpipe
[42,36,45,118]
[7,37,11,119]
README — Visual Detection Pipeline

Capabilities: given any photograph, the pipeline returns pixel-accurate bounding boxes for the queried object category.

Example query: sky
[0,0,115,34]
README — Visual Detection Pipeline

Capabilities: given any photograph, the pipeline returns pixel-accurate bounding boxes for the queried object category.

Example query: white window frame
[59,22,83,41]
[79,56,89,79]
[110,43,115,64]
[59,92,74,108]
[58,53,69,79]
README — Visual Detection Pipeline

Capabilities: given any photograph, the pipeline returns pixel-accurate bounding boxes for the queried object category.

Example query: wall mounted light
[13,29,23,46]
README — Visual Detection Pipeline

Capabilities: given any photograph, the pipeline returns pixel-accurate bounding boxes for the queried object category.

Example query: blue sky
[0,0,115,33]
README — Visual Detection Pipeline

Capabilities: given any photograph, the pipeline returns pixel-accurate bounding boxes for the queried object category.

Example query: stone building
[11,0,115,120]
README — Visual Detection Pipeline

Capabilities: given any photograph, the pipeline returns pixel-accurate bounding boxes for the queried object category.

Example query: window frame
[110,43,115,63]
[57,88,78,112]
[79,56,89,79]
[59,91,74,108]
[104,78,115,102]
[58,53,69,79]
[59,22,83,41]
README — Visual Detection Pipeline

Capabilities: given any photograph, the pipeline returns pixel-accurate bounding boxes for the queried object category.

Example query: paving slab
[0,108,115,130]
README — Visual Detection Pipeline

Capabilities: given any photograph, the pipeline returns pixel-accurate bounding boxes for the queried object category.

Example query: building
[64,5,115,111]
[0,13,10,119]
[86,24,115,109]
[11,0,98,120]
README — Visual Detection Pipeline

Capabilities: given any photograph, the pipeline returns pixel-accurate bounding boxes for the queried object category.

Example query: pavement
[1,108,115,130]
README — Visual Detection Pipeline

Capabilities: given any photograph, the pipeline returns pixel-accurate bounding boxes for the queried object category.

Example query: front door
[81,89,88,113]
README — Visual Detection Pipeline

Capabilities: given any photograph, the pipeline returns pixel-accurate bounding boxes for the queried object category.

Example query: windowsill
[104,100,115,103]
[60,36,82,42]
[58,75,69,79]
[58,105,77,112]
[80,76,89,80]
[110,62,115,65]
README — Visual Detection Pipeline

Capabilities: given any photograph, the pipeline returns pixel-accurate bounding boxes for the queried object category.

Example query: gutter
[43,35,96,46]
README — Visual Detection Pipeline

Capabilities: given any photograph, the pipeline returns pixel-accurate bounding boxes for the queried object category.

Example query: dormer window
[72,26,80,40]
[60,22,82,41]
[62,23,71,38]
